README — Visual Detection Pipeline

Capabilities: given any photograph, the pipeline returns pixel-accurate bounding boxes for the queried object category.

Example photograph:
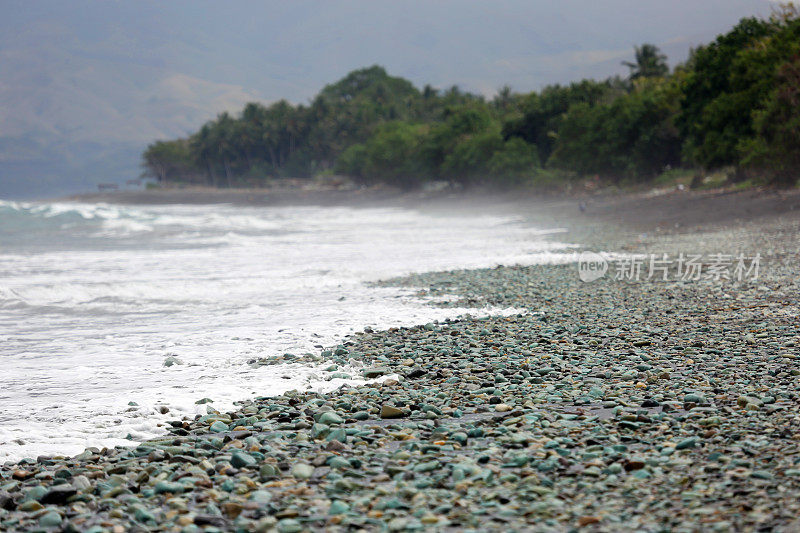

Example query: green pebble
[249,490,272,503]
[18,501,43,512]
[318,412,344,425]
[326,428,347,442]
[24,485,48,502]
[230,451,257,468]
[291,463,314,480]
[329,500,350,515]
[154,481,185,494]
[39,512,62,527]
[259,464,278,480]
[751,470,773,480]
[312,423,330,438]
[133,505,156,523]
[676,437,699,450]
[209,420,229,432]
[414,460,441,473]
[450,432,468,445]
[277,518,302,533]
[328,456,351,469]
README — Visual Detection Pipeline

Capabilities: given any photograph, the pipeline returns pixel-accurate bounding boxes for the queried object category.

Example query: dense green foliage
[143,9,800,189]
[548,76,683,180]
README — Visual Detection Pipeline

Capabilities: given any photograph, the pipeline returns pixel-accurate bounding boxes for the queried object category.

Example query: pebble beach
[2,190,800,532]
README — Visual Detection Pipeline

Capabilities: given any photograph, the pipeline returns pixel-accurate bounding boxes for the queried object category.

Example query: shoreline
[2,192,800,530]
[62,184,800,236]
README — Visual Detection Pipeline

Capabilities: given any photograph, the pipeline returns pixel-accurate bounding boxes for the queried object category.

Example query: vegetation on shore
[142,8,800,190]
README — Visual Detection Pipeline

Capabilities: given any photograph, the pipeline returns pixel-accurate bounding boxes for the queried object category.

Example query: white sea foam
[0,201,577,462]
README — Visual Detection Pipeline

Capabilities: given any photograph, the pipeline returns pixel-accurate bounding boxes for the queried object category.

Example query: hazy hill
[0,0,774,198]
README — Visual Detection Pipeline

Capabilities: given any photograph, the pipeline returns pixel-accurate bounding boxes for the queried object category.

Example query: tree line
[142,8,800,189]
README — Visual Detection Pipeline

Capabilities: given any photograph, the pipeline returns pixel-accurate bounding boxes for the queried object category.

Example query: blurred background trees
[143,9,800,189]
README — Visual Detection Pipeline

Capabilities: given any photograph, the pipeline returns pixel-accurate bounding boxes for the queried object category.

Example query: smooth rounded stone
[277,518,302,533]
[420,514,442,525]
[328,456,351,469]
[71,475,91,492]
[405,367,426,379]
[209,421,229,433]
[230,451,257,469]
[154,481,185,494]
[584,466,602,477]
[291,463,314,480]
[312,423,330,438]
[318,412,344,425]
[414,460,440,473]
[676,437,699,450]
[450,432,468,445]
[494,403,512,412]
[352,411,369,420]
[328,499,350,515]
[41,484,77,504]
[54,468,72,479]
[250,490,272,503]
[12,470,34,481]
[363,366,390,378]
[684,393,704,403]
[326,428,347,442]
[18,501,44,512]
[380,405,406,419]
[259,464,278,480]
[0,490,13,510]
[388,517,411,531]
[589,387,605,399]
[133,505,156,523]
[737,395,763,409]
[163,356,183,367]
[38,511,62,528]
[23,485,48,502]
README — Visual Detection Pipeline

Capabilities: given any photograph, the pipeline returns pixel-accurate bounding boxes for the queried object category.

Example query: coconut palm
[623,44,669,80]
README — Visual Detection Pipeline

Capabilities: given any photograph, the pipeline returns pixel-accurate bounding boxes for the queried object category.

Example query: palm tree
[623,44,669,80]
[191,124,218,187]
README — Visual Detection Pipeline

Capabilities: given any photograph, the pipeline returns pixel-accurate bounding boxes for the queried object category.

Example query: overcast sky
[0,0,779,197]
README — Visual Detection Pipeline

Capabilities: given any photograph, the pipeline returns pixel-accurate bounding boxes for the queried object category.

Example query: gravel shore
[2,193,799,531]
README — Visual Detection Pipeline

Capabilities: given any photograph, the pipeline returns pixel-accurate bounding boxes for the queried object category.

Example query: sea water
[0,199,575,461]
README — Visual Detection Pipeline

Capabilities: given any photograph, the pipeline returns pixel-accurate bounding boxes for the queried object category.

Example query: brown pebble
[222,502,243,518]
[624,460,645,471]
[12,469,33,480]
[380,405,406,418]
[578,516,601,526]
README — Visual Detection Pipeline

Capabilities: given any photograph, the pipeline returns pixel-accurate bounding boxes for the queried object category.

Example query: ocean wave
[0,200,285,238]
